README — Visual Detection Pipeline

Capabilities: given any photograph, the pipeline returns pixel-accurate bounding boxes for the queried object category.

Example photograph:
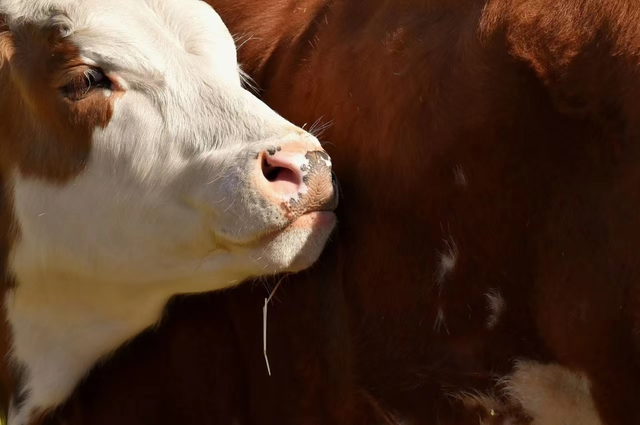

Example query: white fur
[433,308,449,334]
[435,235,457,289]
[485,288,505,329]
[503,361,603,425]
[0,0,336,423]
[453,165,468,187]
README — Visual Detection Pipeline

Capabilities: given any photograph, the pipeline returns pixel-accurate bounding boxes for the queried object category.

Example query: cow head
[0,0,337,423]
[0,0,337,284]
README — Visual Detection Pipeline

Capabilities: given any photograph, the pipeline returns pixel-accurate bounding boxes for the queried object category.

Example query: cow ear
[0,15,13,64]
[483,0,625,120]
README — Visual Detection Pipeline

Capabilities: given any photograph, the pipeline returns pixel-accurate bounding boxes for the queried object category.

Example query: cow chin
[250,211,337,274]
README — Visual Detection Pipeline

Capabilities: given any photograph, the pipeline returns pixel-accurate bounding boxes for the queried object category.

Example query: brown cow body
[44,1,640,424]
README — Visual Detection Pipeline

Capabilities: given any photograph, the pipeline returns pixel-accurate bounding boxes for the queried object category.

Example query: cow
[20,0,640,424]
[0,0,339,424]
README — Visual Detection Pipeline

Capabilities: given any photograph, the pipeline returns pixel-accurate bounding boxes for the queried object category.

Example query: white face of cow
[0,0,337,422]
[2,0,337,285]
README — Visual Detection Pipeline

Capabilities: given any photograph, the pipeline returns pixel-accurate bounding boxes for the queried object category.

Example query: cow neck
[4,266,180,425]
[5,246,250,425]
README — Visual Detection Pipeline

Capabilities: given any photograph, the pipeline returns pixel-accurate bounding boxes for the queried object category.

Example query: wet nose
[257,141,338,217]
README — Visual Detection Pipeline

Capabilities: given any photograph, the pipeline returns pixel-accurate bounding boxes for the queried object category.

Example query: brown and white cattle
[0,0,338,423]
[14,0,640,424]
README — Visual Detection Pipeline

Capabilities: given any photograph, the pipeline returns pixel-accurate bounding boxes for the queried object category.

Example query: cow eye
[61,68,112,101]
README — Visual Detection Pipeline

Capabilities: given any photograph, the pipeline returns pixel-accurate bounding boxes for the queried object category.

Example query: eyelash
[61,67,112,100]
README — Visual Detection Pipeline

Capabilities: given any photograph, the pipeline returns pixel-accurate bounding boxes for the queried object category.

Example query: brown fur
[0,22,117,181]
[30,1,640,424]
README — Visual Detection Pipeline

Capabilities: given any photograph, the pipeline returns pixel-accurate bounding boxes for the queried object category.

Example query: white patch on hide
[454,165,468,187]
[502,361,603,425]
[435,236,458,290]
[485,288,505,329]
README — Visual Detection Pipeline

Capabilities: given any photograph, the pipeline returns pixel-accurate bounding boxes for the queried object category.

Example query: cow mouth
[209,208,336,253]
[207,175,339,251]
[289,209,337,228]
[256,173,339,243]
[260,210,337,243]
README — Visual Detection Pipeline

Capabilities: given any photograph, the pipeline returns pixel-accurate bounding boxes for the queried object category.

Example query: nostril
[262,157,281,182]
[261,155,301,195]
